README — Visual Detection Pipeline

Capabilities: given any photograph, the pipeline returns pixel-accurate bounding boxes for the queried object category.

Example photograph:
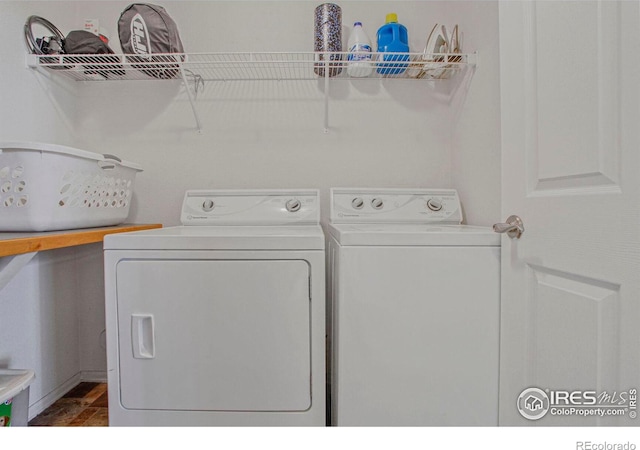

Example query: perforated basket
[0,142,142,231]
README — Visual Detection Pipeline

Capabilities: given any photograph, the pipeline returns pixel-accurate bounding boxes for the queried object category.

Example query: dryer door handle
[132,314,156,359]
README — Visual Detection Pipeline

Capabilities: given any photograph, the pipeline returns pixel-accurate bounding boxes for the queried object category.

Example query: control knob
[371,197,384,210]
[426,198,443,211]
[286,199,302,212]
[202,199,215,212]
[351,197,364,210]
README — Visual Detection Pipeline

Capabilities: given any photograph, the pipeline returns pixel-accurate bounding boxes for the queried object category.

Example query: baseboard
[28,373,82,421]
[80,370,107,383]
[27,370,108,421]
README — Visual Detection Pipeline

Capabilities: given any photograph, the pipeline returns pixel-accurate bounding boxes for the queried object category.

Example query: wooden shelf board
[0,223,162,257]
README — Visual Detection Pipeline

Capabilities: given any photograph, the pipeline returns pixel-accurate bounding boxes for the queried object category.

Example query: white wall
[2,0,501,226]
[0,0,500,418]
[445,1,501,226]
[0,249,80,415]
[0,1,91,419]
[69,1,440,226]
[0,1,79,144]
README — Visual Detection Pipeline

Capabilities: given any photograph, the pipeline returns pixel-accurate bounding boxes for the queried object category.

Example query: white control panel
[181,189,320,225]
[330,188,462,224]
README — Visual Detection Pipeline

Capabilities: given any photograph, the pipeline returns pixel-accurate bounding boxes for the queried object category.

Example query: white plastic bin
[0,142,143,231]
[0,369,35,427]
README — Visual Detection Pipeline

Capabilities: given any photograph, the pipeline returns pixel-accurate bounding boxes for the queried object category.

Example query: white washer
[104,189,325,426]
[328,188,500,426]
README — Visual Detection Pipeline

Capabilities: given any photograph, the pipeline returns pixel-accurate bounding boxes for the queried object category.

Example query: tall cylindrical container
[314,3,342,77]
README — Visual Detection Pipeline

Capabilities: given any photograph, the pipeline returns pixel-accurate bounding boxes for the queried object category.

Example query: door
[498,1,640,425]
[116,258,311,412]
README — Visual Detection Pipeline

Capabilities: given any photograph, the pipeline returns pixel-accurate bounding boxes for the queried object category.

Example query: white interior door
[498,0,640,425]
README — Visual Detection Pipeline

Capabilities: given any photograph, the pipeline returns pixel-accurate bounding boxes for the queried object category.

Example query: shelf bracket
[179,62,204,133]
[0,252,37,293]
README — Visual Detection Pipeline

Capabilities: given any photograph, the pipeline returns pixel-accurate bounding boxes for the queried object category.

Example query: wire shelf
[26,51,477,132]
[27,51,477,82]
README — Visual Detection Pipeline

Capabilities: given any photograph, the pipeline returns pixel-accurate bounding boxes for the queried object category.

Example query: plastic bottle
[376,13,410,75]
[347,22,373,77]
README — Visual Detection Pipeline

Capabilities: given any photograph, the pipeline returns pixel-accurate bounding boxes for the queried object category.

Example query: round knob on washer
[351,197,364,209]
[202,199,215,212]
[427,199,443,211]
[286,199,302,212]
[371,197,384,210]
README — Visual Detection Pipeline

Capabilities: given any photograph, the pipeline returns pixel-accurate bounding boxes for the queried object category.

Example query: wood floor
[28,382,108,426]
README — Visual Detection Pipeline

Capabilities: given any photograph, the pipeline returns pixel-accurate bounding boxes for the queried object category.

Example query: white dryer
[104,189,325,426]
[328,188,500,426]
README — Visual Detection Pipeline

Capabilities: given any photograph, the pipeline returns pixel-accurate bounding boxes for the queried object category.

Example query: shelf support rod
[323,56,330,133]
[179,62,203,134]
[0,252,37,293]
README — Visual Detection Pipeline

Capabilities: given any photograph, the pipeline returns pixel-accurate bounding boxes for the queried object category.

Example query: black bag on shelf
[64,30,113,55]
[117,3,185,79]
[63,30,125,77]
[24,15,124,78]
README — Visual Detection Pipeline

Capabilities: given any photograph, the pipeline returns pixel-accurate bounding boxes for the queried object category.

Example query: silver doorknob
[493,215,524,239]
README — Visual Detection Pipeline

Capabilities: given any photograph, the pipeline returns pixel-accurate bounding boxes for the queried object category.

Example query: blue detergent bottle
[376,13,409,75]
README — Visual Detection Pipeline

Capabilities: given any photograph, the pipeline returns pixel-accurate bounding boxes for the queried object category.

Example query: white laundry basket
[0,142,143,231]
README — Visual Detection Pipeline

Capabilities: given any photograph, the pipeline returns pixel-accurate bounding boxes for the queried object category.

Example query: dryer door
[115,259,311,411]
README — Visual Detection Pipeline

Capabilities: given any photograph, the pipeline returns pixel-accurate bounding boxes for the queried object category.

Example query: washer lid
[329,223,500,246]
[104,225,325,250]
